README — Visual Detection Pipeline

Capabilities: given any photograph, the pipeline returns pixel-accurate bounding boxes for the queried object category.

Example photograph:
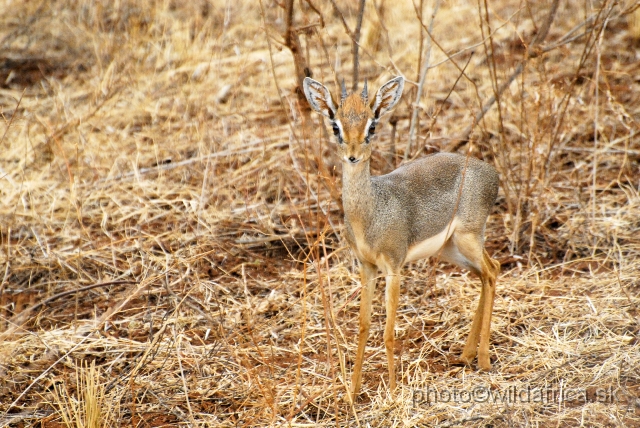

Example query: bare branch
[352,0,367,91]
[405,0,442,161]
[0,88,25,147]
[328,0,355,39]
[283,0,310,106]
[451,0,560,148]
[303,0,325,28]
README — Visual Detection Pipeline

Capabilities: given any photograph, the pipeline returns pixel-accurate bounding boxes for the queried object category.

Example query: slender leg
[460,283,485,364]
[351,261,377,396]
[446,233,498,369]
[477,250,499,370]
[383,271,401,392]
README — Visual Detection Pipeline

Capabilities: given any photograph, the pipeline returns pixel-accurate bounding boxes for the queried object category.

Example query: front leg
[384,271,401,392]
[351,261,377,396]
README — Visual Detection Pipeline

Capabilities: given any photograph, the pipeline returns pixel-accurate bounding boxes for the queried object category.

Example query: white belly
[405,219,458,263]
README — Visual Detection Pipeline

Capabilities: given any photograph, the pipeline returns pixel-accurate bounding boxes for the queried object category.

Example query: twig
[328,0,398,78]
[371,0,398,72]
[402,6,628,155]
[405,0,442,161]
[326,0,365,89]
[451,0,560,148]
[283,0,310,108]
[327,0,355,40]
[543,0,615,171]
[0,280,137,340]
[559,129,640,156]
[94,138,286,184]
[174,328,196,424]
[4,277,154,413]
[28,280,136,313]
[352,0,367,91]
[591,10,612,252]
[0,88,25,147]
[406,52,474,162]
[303,0,325,28]
[482,0,506,152]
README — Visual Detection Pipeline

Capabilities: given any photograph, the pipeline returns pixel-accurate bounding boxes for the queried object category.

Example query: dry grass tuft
[0,0,639,426]
[51,360,119,427]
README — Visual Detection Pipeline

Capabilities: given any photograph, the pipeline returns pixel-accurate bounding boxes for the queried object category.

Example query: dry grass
[51,360,118,427]
[0,0,639,426]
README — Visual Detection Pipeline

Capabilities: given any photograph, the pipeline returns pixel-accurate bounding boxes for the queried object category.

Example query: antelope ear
[371,76,404,119]
[303,77,337,119]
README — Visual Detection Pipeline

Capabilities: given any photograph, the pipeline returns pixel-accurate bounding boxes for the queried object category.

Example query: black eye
[368,123,376,135]
[332,123,340,136]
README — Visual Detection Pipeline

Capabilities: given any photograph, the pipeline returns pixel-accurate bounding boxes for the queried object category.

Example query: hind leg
[441,232,499,369]
[477,249,500,369]
[460,283,485,364]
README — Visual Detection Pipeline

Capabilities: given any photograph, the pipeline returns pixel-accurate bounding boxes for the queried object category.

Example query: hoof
[459,350,476,365]
[477,355,492,371]
[344,391,356,405]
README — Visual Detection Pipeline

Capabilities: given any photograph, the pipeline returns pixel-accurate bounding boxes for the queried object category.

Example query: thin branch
[35,281,136,313]
[542,0,616,171]
[303,0,325,28]
[0,88,25,147]
[283,0,309,108]
[416,0,425,83]
[591,9,612,246]
[328,0,355,39]
[352,0,366,91]
[0,280,137,341]
[482,0,505,146]
[451,0,560,148]
[370,0,406,78]
[406,52,475,162]
[405,0,442,161]
[425,7,522,72]
[328,0,403,79]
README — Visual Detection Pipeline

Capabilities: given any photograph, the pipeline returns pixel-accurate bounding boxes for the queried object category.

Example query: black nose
[348,156,357,163]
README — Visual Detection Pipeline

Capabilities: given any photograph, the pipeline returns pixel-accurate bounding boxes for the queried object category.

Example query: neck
[342,158,374,219]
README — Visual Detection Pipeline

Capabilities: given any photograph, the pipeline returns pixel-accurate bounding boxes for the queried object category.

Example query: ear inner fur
[303,78,336,119]
[372,77,404,119]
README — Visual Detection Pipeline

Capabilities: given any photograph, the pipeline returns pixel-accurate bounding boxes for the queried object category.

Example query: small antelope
[303,76,500,396]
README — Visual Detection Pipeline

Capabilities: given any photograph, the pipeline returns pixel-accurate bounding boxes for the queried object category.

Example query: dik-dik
[303,76,500,396]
